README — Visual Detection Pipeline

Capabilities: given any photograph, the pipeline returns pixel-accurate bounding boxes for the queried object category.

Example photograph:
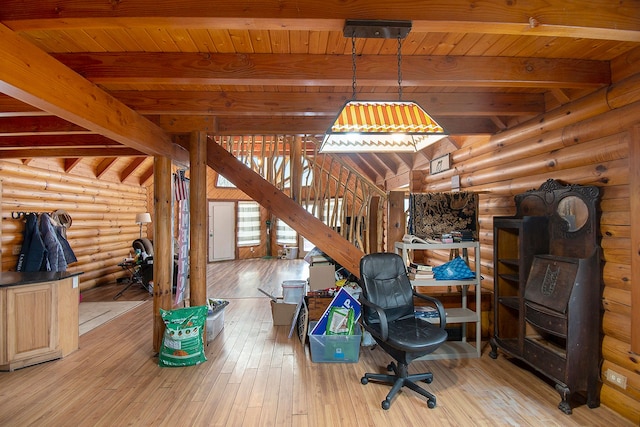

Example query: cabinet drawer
[524,339,566,382]
[525,302,567,337]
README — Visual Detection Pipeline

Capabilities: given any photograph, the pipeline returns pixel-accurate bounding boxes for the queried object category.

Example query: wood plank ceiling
[0,1,638,189]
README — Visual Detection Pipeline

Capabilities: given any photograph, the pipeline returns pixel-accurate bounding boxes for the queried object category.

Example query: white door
[208,201,236,262]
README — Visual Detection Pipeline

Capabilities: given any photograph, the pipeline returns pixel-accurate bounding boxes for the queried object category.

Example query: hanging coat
[39,213,67,272]
[16,213,47,272]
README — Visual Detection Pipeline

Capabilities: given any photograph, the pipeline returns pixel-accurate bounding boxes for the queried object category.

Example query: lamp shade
[320,100,448,153]
[135,212,152,224]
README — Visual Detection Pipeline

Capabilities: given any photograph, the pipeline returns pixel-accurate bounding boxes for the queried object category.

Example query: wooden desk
[0,271,81,371]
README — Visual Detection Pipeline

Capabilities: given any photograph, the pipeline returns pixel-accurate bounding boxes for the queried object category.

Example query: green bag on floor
[159,305,208,367]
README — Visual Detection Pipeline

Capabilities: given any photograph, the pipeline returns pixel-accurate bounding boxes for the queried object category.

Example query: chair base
[361,361,437,410]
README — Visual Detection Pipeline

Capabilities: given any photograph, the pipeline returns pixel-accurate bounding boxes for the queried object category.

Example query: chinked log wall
[0,159,147,291]
[413,69,640,422]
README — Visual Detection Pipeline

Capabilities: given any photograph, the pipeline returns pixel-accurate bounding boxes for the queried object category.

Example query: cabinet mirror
[557,196,588,232]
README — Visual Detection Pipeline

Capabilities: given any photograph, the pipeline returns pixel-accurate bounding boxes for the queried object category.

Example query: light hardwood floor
[0,259,633,426]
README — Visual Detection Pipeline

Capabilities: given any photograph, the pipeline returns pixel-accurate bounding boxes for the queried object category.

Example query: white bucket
[284,247,299,259]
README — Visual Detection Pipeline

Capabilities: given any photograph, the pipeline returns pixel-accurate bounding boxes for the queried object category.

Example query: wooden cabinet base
[0,349,63,371]
[0,275,79,371]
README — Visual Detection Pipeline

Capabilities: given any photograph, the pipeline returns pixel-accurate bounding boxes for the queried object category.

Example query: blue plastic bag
[432,256,475,280]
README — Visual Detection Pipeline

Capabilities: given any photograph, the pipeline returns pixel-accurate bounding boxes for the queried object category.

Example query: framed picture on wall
[430,153,450,175]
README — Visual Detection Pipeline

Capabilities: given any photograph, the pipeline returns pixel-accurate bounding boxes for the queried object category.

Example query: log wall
[0,158,148,291]
[413,72,640,423]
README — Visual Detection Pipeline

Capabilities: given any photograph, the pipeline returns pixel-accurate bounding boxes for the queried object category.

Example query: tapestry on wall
[408,192,478,240]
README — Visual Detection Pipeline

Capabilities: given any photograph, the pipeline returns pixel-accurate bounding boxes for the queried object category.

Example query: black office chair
[133,238,154,257]
[132,238,178,293]
[359,252,448,410]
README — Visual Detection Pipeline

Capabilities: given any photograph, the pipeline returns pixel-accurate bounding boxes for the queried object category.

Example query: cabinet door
[6,283,58,362]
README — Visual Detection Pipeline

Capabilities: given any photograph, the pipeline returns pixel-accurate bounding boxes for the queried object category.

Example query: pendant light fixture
[320,20,448,153]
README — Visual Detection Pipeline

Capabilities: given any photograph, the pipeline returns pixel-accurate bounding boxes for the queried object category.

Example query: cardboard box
[270,299,298,326]
[309,263,336,291]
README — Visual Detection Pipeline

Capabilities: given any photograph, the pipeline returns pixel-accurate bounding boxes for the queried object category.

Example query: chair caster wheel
[428,399,436,409]
[382,399,391,410]
[386,363,394,371]
[424,377,433,384]
[361,377,368,385]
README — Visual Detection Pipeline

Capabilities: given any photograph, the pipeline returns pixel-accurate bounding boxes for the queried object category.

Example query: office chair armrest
[413,291,447,329]
[359,295,389,341]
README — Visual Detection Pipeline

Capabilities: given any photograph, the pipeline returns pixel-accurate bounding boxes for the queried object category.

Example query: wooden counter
[0,271,81,371]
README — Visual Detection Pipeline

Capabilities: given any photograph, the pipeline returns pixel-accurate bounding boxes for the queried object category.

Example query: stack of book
[414,305,441,319]
[407,262,433,280]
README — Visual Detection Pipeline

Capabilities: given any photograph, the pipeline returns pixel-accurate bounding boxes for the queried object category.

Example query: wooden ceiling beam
[120,157,149,182]
[372,153,400,176]
[64,157,81,173]
[0,96,42,116]
[216,115,498,135]
[0,134,124,147]
[0,147,144,158]
[3,0,638,41]
[351,153,387,180]
[114,91,545,117]
[0,116,87,135]
[96,157,118,179]
[340,155,380,183]
[53,52,610,89]
[140,165,154,186]
[0,23,188,164]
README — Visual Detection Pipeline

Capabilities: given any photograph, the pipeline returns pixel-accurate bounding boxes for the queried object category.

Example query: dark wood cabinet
[491,216,548,357]
[489,179,601,415]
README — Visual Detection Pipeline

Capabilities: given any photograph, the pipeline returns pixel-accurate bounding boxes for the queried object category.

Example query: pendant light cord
[397,35,403,101]
[351,33,357,100]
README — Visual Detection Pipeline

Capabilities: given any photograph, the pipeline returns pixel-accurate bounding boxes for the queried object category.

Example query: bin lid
[282,280,306,288]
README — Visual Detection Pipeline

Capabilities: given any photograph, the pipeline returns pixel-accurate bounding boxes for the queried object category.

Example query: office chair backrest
[133,238,154,257]
[360,252,415,325]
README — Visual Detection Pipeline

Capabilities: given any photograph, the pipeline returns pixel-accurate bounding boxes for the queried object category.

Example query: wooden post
[189,132,207,308]
[631,124,640,354]
[387,191,406,252]
[369,196,381,253]
[152,156,174,353]
[291,136,302,252]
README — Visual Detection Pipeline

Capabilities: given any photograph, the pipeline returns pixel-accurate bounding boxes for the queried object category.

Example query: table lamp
[135,212,152,238]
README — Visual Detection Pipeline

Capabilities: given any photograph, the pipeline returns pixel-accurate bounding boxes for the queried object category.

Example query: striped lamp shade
[320,100,448,153]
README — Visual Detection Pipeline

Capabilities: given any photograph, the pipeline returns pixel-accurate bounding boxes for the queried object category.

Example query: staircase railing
[214,134,387,253]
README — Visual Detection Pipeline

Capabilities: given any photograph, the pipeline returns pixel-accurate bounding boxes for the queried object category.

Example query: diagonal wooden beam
[120,157,149,182]
[0,24,188,164]
[207,139,364,276]
[96,157,118,179]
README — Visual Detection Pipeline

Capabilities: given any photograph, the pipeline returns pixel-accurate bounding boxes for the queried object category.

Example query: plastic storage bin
[308,321,362,363]
[206,299,229,342]
[206,308,225,342]
[282,280,306,304]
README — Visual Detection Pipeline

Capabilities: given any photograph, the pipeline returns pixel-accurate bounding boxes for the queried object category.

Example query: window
[216,174,236,188]
[301,158,313,187]
[276,219,297,246]
[237,201,260,246]
[323,198,343,228]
